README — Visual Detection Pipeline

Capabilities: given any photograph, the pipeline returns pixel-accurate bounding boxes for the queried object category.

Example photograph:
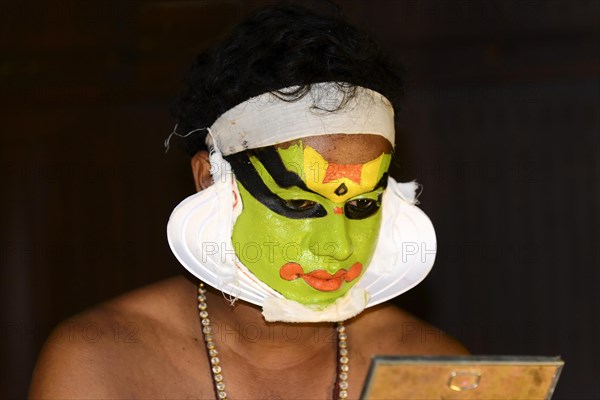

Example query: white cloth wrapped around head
[210,82,396,155]
[167,82,436,322]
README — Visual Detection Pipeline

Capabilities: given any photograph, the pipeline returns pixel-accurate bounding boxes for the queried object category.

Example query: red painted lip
[279,262,363,292]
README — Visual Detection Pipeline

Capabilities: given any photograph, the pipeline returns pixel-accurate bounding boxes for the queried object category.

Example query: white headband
[209,82,395,156]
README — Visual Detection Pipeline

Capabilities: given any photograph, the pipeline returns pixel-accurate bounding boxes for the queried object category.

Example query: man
[30,5,466,399]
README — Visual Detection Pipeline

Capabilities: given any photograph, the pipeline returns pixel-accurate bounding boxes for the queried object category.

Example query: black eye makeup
[226,152,327,219]
[281,199,318,211]
[344,197,381,220]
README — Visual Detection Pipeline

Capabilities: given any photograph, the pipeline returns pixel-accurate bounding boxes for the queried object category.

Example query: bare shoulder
[29,276,202,399]
[350,302,469,356]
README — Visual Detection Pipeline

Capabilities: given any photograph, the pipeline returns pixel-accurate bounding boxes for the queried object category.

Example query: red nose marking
[333,207,343,215]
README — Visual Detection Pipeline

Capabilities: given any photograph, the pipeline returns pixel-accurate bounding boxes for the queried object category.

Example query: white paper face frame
[167,163,437,321]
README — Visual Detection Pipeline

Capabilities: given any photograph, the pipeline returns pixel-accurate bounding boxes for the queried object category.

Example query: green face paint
[231,141,392,307]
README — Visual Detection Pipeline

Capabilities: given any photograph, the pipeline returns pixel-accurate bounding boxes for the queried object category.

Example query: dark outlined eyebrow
[225,152,327,219]
[374,172,389,191]
[252,147,316,193]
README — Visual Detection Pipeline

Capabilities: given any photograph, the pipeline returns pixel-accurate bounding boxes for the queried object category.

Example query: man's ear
[191,151,213,192]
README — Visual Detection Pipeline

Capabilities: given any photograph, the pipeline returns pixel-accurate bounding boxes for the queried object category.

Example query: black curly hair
[171,4,403,156]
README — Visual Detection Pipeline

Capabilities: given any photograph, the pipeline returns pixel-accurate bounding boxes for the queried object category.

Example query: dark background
[1,0,598,398]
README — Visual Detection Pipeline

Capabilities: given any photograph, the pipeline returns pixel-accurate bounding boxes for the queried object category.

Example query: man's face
[229,134,392,307]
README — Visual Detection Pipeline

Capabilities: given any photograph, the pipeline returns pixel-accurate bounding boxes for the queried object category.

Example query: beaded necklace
[197,282,350,400]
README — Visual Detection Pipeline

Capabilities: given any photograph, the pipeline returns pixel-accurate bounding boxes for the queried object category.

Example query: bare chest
[117,340,368,399]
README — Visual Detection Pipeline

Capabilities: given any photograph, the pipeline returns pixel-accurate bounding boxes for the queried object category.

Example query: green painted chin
[231,182,382,307]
